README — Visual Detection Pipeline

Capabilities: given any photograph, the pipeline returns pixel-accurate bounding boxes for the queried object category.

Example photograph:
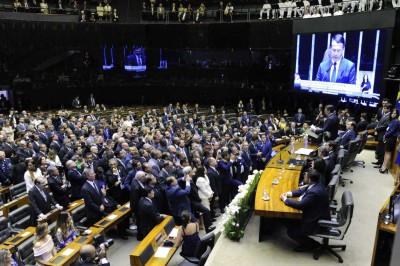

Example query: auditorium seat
[16,236,35,266]
[70,205,88,231]
[0,216,12,243]
[9,183,27,200]
[8,205,31,232]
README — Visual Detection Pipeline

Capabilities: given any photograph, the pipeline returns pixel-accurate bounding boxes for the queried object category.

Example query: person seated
[55,212,77,249]
[339,120,357,149]
[33,223,57,265]
[40,0,48,14]
[224,2,233,23]
[259,0,271,19]
[303,6,312,18]
[13,0,22,12]
[113,9,119,22]
[104,3,112,20]
[174,210,201,257]
[80,10,87,22]
[0,248,18,266]
[199,3,206,19]
[96,2,104,20]
[76,244,110,266]
[280,169,331,252]
[157,3,165,20]
[333,4,343,15]
[193,9,202,23]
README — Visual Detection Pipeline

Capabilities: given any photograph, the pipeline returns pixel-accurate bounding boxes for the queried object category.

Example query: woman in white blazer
[195,166,214,209]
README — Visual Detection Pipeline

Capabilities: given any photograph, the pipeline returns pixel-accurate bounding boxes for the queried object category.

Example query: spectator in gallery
[333,4,343,16]
[393,0,400,8]
[113,9,119,23]
[97,2,104,20]
[259,0,271,19]
[170,2,177,21]
[80,10,87,22]
[193,9,202,23]
[180,8,189,23]
[157,3,165,20]
[199,3,206,18]
[40,0,48,14]
[104,3,112,20]
[224,2,234,23]
[22,0,30,11]
[72,96,81,109]
[13,0,22,12]
[303,6,312,18]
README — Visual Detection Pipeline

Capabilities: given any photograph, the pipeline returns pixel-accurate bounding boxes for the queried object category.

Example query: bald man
[76,244,110,266]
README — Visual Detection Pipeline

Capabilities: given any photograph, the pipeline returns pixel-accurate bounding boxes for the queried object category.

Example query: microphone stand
[277,139,289,164]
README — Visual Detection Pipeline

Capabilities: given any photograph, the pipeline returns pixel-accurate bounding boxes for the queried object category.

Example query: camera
[94,235,114,250]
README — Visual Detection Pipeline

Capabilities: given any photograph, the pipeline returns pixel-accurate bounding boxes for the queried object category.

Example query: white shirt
[196,175,213,199]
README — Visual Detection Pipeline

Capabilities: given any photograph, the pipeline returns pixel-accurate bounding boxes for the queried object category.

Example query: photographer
[76,244,110,266]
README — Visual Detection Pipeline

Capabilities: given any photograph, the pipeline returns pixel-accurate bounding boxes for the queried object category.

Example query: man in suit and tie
[373,103,392,167]
[29,176,63,225]
[240,141,252,183]
[81,168,105,227]
[49,134,61,154]
[165,173,192,225]
[294,108,306,127]
[206,157,222,215]
[67,160,85,201]
[249,136,261,170]
[47,166,70,209]
[318,146,335,186]
[137,186,166,239]
[106,158,129,205]
[38,124,50,147]
[0,151,12,185]
[315,34,356,84]
[339,120,357,150]
[280,169,331,252]
[257,134,272,170]
[314,105,340,139]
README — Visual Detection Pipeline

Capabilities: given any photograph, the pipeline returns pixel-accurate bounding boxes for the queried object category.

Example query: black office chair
[327,174,340,214]
[336,149,345,166]
[313,191,354,263]
[180,232,215,265]
[179,246,212,266]
[8,205,32,232]
[0,216,12,243]
[70,205,88,231]
[352,130,367,168]
[9,182,27,200]
[16,236,36,266]
[341,137,361,173]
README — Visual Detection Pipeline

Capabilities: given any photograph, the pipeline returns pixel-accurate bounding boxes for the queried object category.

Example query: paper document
[21,232,31,237]
[154,247,171,258]
[108,214,118,220]
[125,203,130,208]
[305,129,319,139]
[70,202,78,206]
[169,228,178,238]
[295,148,315,156]
[62,248,75,256]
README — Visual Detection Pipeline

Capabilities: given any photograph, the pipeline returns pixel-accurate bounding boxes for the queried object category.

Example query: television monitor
[293,30,387,100]
[124,46,147,72]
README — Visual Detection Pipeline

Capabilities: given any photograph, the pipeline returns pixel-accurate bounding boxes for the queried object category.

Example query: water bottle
[290,141,295,154]
[304,134,308,148]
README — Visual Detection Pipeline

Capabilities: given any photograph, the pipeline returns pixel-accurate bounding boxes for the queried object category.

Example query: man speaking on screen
[315,34,356,84]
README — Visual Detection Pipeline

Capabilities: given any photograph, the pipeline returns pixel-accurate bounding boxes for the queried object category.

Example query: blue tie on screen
[331,62,337,82]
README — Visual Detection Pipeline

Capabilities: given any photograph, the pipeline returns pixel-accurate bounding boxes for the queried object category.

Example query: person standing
[373,103,392,168]
[380,109,400,174]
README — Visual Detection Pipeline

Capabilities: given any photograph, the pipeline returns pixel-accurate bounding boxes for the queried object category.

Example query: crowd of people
[0,96,398,262]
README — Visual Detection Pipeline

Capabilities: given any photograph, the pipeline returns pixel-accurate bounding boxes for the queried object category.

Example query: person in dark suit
[380,109,400,174]
[249,136,261,170]
[257,134,272,170]
[81,168,105,227]
[294,108,306,127]
[240,141,252,183]
[315,34,356,84]
[47,166,70,209]
[280,169,331,252]
[130,171,147,240]
[373,103,392,167]
[0,151,12,186]
[165,173,193,225]
[105,158,129,205]
[206,157,222,214]
[314,105,340,139]
[317,147,335,186]
[217,151,235,210]
[126,47,146,66]
[339,120,357,150]
[29,176,63,225]
[137,186,166,239]
[66,160,85,201]
[356,114,369,132]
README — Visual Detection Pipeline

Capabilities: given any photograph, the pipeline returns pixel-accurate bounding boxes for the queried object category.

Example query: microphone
[322,66,331,82]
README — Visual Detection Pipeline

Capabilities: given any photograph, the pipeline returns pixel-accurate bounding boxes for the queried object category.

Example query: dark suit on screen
[315,58,356,84]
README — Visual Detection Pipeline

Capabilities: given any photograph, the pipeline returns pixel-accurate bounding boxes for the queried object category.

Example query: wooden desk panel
[0,194,29,217]
[4,227,36,247]
[0,244,14,253]
[267,140,317,170]
[66,199,84,213]
[94,203,130,232]
[254,168,302,219]
[46,242,82,266]
[130,216,176,266]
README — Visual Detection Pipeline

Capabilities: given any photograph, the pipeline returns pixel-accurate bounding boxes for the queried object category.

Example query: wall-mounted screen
[294,29,387,100]
[124,46,146,72]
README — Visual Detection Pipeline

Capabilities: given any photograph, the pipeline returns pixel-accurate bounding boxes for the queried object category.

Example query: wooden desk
[38,208,61,225]
[94,203,130,232]
[267,140,317,171]
[66,199,84,213]
[255,168,302,219]
[130,216,178,266]
[0,244,14,253]
[3,227,36,247]
[0,194,29,218]
[371,184,399,265]
[0,185,11,202]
